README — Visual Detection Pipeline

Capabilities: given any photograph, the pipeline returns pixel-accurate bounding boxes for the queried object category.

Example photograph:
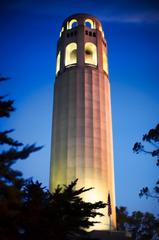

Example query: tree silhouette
[0,76,42,186]
[19,179,106,240]
[116,206,129,231]
[0,77,106,239]
[0,77,42,239]
[116,206,159,239]
[133,123,159,200]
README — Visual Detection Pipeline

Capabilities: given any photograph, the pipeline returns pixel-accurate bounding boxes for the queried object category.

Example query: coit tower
[50,13,116,230]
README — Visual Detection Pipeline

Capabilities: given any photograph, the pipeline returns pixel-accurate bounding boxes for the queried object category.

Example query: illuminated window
[56,52,61,74]
[59,27,64,37]
[85,19,95,29]
[103,50,108,74]
[65,42,77,66]
[67,19,78,29]
[85,42,97,66]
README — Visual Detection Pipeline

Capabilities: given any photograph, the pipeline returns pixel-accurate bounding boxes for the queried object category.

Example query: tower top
[56,13,108,77]
[60,13,103,33]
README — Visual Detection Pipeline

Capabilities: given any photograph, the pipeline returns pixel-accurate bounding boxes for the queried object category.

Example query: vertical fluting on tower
[50,14,116,230]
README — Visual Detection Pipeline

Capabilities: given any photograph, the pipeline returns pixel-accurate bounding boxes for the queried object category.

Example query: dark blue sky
[1,0,159,215]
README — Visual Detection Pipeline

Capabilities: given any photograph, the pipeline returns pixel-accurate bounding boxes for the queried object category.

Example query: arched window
[65,42,77,66]
[103,50,108,74]
[59,27,64,37]
[56,52,61,74]
[67,19,78,29]
[85,19,95,29]
[85,42,97,66]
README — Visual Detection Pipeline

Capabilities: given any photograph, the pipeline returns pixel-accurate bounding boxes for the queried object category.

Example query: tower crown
[61,13,103,32]
[56,13,108,77]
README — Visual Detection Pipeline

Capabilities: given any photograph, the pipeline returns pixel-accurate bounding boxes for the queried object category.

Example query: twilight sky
[1,0,159,215]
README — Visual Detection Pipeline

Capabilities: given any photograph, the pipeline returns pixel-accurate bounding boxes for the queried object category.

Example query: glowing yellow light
[99,25,104,37]
[59,27,64,37]
[56,52,61,74]
[103,50,108,74]
[67,19,78,29]
[65,42,77,66]
[85,42,97,66]
[81,179,109,231]
[85,19,95,29]
[99,25,102,31]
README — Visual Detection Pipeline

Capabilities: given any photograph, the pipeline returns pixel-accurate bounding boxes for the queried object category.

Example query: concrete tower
[50,13,116,230]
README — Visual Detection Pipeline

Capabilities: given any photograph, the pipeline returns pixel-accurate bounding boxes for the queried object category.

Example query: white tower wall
[50,14,116,230]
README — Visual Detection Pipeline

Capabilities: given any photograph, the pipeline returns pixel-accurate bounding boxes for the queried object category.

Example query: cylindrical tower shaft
[50,13,116,230]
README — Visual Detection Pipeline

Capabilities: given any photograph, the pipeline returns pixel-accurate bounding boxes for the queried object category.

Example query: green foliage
[116,206,159,240]
[133,123,159,200]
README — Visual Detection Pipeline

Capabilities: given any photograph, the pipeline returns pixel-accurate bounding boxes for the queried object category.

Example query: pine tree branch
[0,144,43,163]
[0,130,23,146]
[0,98,15,117]
[0,76,10,82]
